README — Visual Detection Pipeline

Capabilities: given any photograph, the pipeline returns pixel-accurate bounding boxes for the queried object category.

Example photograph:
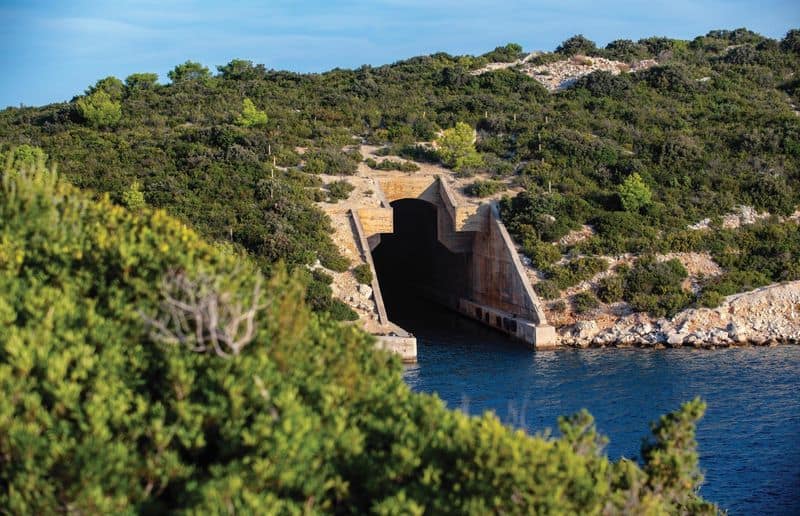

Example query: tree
[121,181,146,210]
[781,29,800,54]
[604,39,647,61]
[436,122,481,171]
[3,144,46,172]
[168,60,211,83]
[217,59,267,80]
[618,172,652,212]
[125,72,159,90]
[76,90,122,128]
[86,76,124,100]
[574,70,631,97]
[642,398,716,514]
[482,43,524,63]
[556,34,598,56]
[236,98,268,127]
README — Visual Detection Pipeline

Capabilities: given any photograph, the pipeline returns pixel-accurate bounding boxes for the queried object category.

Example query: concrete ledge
[350,209,389,325]
[357,207,393,235]
[375,335,417,363]
[458,298,558,349]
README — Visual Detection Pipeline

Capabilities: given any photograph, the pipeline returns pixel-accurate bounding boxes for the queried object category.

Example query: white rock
[358,284,373,299]
[573,320,599,340]
[667,333,686,346]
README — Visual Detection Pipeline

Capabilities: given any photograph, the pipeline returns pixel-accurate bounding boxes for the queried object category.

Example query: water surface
[400,303,800,514]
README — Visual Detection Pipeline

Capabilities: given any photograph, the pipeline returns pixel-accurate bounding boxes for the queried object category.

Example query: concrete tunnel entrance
[371,198,472,324]
[354,175,556,350]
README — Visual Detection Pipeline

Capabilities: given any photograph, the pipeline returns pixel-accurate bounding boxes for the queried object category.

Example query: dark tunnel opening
[371,198,472,331]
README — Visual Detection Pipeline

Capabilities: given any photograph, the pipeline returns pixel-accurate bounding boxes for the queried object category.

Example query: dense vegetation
[0,160,715,513]
[1,28,798,318]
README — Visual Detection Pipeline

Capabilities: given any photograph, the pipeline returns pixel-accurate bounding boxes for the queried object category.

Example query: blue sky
[2,0,798,107]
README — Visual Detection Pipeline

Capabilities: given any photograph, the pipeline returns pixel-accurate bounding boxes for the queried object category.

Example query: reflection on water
[399,299,800,515]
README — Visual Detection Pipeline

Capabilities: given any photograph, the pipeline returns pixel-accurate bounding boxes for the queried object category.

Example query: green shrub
[167,60,211,82]
[304,148,360,175]
[701,269,771,297]
[125,72,159,90]
[522,239,562,268]
[318,243,350,272]
[353,263,373,284]
[436,122,478,169]
[453,151,484,175]
[121,180,146,210]
[3,144,46,172]
[329,298,359,321]
[534,280,561,299]
[628,292,693,318]
[618,173,653,213]
[365,157,419,172]
[482,43,524,63]
[624,257,687,295]
[596,275,624,303]
[236,98,268,127]
[326,179,354,202]
[501,191,591,244]
[697,289,724,308]
[464,179,504,197]
[556,34,599,56]
[572,291,600,313]
[76,90,122,128]
[398,144,440,163]
[622,257,692,316]
[543,256,608,290]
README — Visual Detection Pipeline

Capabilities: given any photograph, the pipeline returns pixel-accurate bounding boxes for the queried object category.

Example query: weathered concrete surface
[459,299,558,349]
[366,175,557,349]
[357,207,393,239]
[349,207,419,361]
[375,335,418,363]
[350,209,389,326]
[469,204,548,325]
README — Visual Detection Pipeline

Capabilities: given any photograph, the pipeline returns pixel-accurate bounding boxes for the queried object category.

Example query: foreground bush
[0,165,715,513]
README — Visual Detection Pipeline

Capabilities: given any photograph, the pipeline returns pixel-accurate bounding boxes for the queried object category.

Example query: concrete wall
[350,209,389,325]
[358,207,393,236]
[374,335,417,363]
[458,298,557,349]
[468,204,548,326]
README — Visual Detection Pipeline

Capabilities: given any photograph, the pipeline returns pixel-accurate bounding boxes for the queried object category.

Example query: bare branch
[141,270,265,358]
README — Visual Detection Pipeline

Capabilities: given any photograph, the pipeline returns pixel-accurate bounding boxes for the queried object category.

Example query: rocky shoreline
[560,281,800,349]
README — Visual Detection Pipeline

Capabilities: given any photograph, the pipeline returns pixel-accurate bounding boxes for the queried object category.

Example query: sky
[1,0,799,107]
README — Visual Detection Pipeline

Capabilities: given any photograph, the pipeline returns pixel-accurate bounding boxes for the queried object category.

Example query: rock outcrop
[560,281,800,349]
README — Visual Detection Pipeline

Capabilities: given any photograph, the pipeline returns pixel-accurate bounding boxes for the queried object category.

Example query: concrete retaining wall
[458,298,557,349]
[469,204,548,325]
[374,335,418,363]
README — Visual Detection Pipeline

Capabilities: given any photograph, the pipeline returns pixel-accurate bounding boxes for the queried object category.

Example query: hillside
[1,28,799,327]
[0,157,715,512]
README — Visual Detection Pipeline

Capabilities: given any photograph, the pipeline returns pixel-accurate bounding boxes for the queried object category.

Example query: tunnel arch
[371,198,473,318]
[351,175,555,349]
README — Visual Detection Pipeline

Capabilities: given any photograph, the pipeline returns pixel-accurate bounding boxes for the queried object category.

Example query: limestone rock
[573,320,599,341]
[357,284,373,299]
[667,333,686,346]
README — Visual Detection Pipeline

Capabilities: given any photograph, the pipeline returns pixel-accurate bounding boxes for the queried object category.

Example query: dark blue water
[400,303,800,515]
